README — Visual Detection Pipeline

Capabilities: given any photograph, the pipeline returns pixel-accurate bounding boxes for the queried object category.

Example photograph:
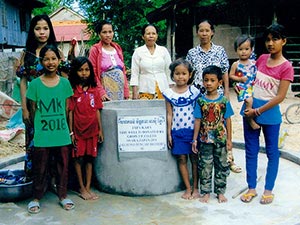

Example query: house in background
[147,0,300,92]
[0,0,45,51]
[49,6,90,59]
[0,0,45,96]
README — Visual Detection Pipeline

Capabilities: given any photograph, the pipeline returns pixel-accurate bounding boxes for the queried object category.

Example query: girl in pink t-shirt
[240,23,294,205]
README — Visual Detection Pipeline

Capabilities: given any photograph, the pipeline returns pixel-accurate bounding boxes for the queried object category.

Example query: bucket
[0,169,33,202]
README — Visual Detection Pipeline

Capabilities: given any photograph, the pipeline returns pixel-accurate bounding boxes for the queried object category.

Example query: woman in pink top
[89,20,129,101]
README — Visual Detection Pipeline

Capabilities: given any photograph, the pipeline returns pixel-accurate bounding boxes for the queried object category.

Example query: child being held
[229,34,259,130]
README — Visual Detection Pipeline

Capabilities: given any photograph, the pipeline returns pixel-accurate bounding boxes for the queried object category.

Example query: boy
[192,65,234,203]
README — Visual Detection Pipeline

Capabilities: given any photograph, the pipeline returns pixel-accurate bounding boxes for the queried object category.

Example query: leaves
[78,0,169,67]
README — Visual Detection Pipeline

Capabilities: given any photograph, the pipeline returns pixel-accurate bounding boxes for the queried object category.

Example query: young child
[163,58,201,200]
[68,57,104,200]
[26,44,74,213]
[192,65,233,203]
[240,23,294,204]
[229,34,259,130]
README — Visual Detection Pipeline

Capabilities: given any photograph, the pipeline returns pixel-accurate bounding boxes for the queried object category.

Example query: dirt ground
[0,89,299,159]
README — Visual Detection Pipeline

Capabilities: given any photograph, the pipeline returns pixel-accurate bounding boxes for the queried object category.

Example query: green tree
[78,0,168,68]
[32,0,75,15]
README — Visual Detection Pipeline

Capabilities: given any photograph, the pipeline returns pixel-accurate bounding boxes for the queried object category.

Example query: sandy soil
[0,89,299,159]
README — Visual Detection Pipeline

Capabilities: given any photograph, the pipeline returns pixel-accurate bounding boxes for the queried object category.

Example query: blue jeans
[243,118,280,191]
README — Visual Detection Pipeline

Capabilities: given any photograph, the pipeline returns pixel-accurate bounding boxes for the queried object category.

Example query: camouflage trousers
[198,143,230,195]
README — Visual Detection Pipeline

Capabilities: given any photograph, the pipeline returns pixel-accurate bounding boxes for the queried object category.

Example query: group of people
[165,20,293,205]
[15,13,293,214]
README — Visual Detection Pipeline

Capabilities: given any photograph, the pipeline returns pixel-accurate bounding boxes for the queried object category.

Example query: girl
[240,23,294,204]
[229,34,259,130]
[89,20,129,101]
[26,45,74,213]
[192,65,233,203]
[68,57,104,200]
[163,58,201,200]
[16,14,68,181]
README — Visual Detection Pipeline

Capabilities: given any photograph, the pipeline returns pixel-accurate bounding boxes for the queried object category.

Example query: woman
[186,19,230,98]
[89,20,129,101]
[130,24,174,100]
[186,19,241,173]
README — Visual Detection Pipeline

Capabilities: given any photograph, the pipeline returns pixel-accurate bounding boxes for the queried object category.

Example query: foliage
[78,0,169,68]
[196,0,227,7]
[32,0,75,15]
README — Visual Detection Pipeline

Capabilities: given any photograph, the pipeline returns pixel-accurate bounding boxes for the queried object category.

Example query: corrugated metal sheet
[53,22,90,42]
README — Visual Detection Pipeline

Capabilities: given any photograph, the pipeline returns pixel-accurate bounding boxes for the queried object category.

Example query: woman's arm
[27,99,36,126]
[130,49,140,99]
[20,77,29,123]
[89,45,109,100]
[222,71,230,99]
[245,80,291,117]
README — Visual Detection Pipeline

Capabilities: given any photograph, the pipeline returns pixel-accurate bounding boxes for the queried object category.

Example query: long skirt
[102,68,125,100]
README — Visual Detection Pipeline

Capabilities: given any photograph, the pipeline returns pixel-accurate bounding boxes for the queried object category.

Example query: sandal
[230,163,242,173]
[260,194,274,205]
[27,200,40,214]
[59,198,75,210]
[240,192,257,203]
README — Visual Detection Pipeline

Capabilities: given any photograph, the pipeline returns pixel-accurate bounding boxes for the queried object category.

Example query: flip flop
[59,198,75,210]
[260,194,274,205]
[240,192,257,203]
[78,192,92,200]
[27,200,40,214]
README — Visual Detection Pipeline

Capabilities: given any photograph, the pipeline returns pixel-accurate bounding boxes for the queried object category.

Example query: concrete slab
[1,148,300,225]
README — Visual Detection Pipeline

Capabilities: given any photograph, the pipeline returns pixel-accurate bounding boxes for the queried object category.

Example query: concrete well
[94,100,183,196]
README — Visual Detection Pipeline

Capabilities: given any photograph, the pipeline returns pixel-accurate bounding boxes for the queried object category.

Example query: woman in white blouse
[130,24,174,100]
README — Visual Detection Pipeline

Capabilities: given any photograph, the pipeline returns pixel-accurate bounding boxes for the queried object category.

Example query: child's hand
[192,141,198,154]
[239,76,248,83]
[98,130,104,143]
[227,139,232,151]
[167,135,172,149]
[71,134,76,146]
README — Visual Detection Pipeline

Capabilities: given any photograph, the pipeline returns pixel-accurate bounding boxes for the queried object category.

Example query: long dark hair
[24,15,57,69]
[69,56,97,88]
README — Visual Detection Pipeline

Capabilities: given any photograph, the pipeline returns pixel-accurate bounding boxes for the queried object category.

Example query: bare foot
[217,194,227,203]
[248,118,260,130]
[199,193,210,203]
[88,191,99,200]
[189,189,200,200]
[181,189,192,200]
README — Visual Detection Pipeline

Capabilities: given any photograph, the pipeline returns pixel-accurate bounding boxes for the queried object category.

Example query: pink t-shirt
[254,54,294,101]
